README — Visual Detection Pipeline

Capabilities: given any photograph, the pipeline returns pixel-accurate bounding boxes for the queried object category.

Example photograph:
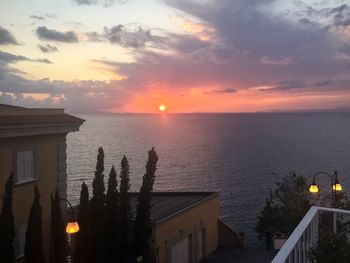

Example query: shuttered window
[15,224,27,259]
[16,151,35,183]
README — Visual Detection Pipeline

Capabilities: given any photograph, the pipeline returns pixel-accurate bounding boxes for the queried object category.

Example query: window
[16,150,35,184]
[198,228,206,259]
[15,224,27,259]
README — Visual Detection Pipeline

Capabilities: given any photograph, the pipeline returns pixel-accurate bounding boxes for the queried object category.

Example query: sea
[66,113,350,247]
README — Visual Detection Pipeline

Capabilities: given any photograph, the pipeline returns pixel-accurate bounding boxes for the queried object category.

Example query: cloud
[330,4,350,27]
[38,44,59,53]
[205,88,237,94]
[0,26,18,45]
[0,51,52,64]
[298,18,319,27]
[260,56,292,65]
[72,0,128,7]
[339,44,350,56]
[0,69,130,113]
[103,25,153,48]
[36,26,79,43]
[30,15,45,20]
[85,31,104,42]
[260,79,332,91]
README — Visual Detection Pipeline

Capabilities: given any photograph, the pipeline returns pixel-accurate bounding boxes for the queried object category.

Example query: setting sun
[159,104,167,112]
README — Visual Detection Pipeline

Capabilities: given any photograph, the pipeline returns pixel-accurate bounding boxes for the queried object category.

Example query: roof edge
[150,192,219,224]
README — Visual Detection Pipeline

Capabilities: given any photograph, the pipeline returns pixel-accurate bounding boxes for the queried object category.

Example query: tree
[0,173,15,263]
[74,182,92,263]
[133,147,159,260]
[105,166,119,262]
[255,173,311,237]
[50,191,68,263]
[310,231,350,263]
[25,186,45,263]
[91,147,106,263]
[119,155,132,263]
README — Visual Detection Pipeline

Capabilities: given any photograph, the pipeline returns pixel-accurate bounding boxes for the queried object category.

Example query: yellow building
[130,192,220,263]
[0,104,84,261]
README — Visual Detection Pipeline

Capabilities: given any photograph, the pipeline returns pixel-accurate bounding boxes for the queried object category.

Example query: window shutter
[24,151,34,180]
[15,224,27,258]
[16,152,25,183]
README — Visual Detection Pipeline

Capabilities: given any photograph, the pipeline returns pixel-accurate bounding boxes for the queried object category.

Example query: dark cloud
[329,4,350,27]
[104,25,153,48]
[304,4,350,28]
[0,51,52,64]
[0,26,18,45]
[38,44,59,53]
[88,0,349,99]
[299,18,319,27]
[36,26,79,43]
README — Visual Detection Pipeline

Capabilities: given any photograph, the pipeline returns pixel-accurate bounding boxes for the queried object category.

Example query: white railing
[272,206,350,263]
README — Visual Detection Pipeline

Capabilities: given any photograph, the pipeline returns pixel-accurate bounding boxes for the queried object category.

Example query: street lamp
[308,171,342,198]
[308,170,343,233]
[60,198,79,234]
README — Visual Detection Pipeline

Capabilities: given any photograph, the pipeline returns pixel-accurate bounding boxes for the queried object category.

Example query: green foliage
[0,173,15,263]
[91,147,106,263]
[255,196,282,236]
[310,231,350,263]
[50,191,68,263]
[133,147,158,260]
[119,155,132,263]
[105,166,119,262]
[310,192,350,262]
[75,182,92,263]
[255,173,311,236]
[25,186,45,263]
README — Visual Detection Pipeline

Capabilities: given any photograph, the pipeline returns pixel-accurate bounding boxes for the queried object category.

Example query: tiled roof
[0,104,24,109]
[0,104,84,127]
[129,192,218,223]
[0,114,84,126]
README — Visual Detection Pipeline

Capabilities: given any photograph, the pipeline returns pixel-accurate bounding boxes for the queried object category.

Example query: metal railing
[272,206,350,263]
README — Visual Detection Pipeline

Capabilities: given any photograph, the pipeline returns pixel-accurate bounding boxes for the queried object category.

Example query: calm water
[66,113,350,246]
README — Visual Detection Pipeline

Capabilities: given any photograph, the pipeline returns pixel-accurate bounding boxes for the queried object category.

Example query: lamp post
[50,198,79,263]
[62,199,79,234]
[308,170,343,233]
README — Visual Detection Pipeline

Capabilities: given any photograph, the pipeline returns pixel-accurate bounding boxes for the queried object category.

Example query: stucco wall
[0,134,66,261]
[153,195,219,263]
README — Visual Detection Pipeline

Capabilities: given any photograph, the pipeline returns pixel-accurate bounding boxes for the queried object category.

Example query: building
[0,104,84,261]
[130,192,220,263]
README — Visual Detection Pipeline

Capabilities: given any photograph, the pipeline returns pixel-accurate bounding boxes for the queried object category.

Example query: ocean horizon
[67,112,350,246]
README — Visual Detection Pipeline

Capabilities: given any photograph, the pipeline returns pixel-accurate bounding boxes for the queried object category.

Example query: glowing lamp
[309,183,319,193]
[66,221,79,234]
[332,183,342,191]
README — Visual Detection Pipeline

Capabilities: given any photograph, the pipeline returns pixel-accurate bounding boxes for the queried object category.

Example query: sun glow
[159,104,167,112]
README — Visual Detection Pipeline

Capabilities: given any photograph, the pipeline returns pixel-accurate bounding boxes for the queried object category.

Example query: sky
[0,0,350,113]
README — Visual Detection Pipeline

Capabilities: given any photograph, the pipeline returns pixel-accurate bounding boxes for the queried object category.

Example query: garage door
[171,236,190,263]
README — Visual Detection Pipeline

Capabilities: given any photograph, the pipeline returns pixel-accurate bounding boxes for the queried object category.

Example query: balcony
[272,206,350,263]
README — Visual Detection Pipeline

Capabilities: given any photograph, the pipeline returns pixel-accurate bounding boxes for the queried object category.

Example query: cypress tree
[106,166,119,263]
[0,173,15,263]
[50,191,68,263]
[133,147,158,260]
[25,186,45,263]
[119,155,132,263]
[74,182,92,263]
[91,147,106,263]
